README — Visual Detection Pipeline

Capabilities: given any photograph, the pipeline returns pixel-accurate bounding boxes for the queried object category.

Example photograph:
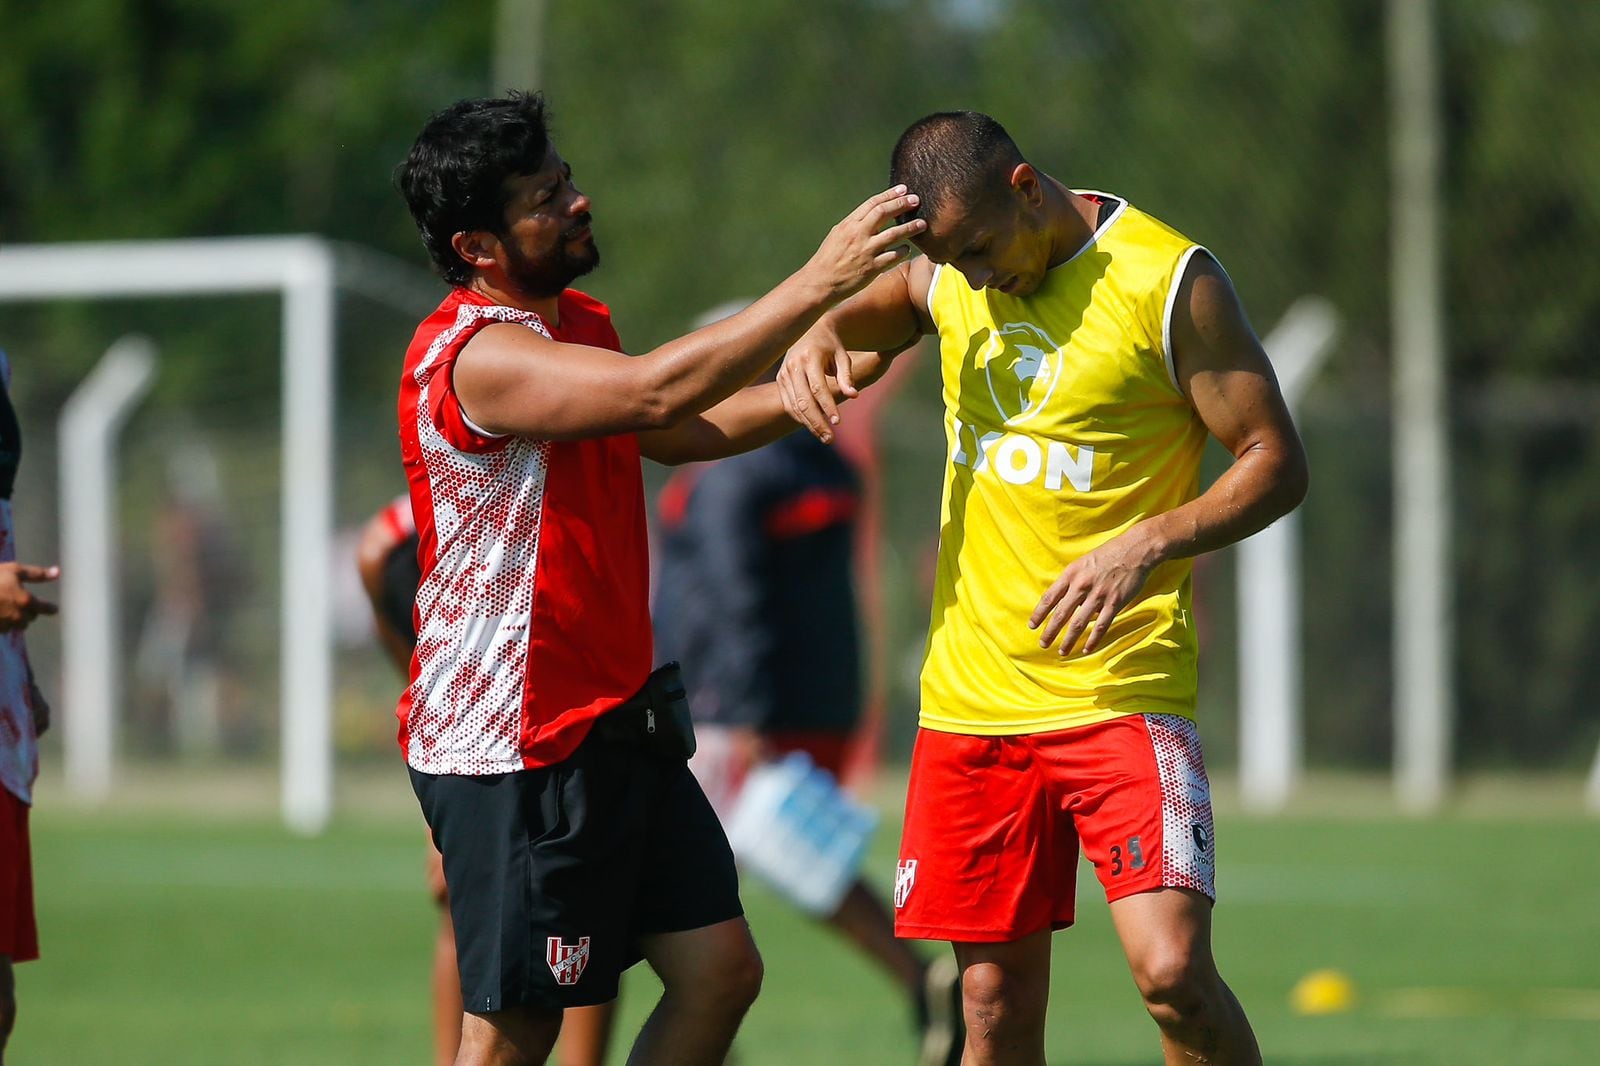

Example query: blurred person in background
[133,444,251,756]
[392,91,922,1065]
[653,305,962,1066]
[355,495,617,1066]
[0,352,58,1064]
[780,111,1308,1066]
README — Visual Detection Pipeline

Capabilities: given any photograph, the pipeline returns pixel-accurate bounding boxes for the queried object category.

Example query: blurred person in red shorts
[0,351,59,1064]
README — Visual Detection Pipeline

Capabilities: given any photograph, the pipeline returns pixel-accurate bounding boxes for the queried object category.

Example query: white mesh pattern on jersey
[405,303,553,775]
[1147,713,1217,899]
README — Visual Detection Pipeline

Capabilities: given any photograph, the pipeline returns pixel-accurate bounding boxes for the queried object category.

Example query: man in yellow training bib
[779,111,1308,1066]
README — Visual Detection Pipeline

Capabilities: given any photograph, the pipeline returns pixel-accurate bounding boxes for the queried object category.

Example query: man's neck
[1043,177,1102,270]
[468,276,562,327]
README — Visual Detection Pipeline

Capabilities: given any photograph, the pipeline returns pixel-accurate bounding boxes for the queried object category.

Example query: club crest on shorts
[547,935,591,986]
[894,859,917,909]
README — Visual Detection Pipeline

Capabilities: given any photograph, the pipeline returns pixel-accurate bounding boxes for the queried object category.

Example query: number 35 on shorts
[1108,835,1146,877]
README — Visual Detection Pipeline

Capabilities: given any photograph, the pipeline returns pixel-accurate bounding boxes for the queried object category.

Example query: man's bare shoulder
[904,255,937,329]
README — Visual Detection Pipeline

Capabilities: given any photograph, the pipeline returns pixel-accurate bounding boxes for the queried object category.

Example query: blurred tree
[0,0,489,407]
[0,0,490,246]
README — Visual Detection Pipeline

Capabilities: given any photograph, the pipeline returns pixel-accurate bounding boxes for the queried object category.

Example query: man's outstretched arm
[637,342,915,465]
[454,188,924,443]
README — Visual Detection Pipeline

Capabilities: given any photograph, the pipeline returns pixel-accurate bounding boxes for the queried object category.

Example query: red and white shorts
[0,786,39,963]
[893,713,1215,943]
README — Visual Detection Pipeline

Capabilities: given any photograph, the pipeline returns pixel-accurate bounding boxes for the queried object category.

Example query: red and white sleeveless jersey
[396,287,652,774]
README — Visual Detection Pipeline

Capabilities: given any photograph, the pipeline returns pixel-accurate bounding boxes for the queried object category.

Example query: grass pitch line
[1377,986,1600,1020]
[1292,971,1600,1021]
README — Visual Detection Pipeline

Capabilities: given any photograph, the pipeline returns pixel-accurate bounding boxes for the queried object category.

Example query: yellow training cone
[1291,969,1357,1015]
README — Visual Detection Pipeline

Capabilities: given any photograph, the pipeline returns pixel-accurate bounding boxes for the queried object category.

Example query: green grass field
[13,769,1600,1064]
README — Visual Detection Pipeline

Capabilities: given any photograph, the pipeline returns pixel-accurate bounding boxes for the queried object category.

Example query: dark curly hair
[396,92,553,285]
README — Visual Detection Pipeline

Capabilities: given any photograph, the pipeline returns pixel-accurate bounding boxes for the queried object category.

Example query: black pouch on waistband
[593,662,698,761]
[646,661,697,760]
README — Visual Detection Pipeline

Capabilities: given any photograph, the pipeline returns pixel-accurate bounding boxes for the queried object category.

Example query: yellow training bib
[919,196,1210,734]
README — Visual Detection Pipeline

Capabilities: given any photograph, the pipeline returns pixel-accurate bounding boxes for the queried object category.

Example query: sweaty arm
[454,187,923,442]
[638,339,920,465]
[778,255,935,440]
[1032,252,1310,655]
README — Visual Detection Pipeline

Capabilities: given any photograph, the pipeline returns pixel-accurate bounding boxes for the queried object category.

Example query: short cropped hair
[396,92,553,285]
[889,111,1026,223]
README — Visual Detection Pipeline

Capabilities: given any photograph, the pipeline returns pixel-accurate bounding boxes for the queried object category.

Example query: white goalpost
[1388,0,1453,815]
[0,236,437,834]
[58,335,157,807]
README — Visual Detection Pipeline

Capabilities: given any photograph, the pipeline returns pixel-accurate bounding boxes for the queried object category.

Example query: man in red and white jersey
[393,92,924,1066]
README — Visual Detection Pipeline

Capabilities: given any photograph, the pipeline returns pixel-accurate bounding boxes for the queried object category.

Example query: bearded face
[501,214,600,299]
[488,150,602,300]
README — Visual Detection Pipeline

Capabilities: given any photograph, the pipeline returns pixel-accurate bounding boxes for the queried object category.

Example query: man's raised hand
[802,186,924,304]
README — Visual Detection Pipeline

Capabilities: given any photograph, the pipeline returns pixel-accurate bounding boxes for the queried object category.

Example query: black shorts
[409,723,743,1012]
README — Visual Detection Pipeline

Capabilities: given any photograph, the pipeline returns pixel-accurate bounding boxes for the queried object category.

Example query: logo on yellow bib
[980,322,1061,426]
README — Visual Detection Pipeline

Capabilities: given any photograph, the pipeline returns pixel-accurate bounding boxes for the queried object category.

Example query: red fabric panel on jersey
[893,714,1216,942]
[397,287,652,774]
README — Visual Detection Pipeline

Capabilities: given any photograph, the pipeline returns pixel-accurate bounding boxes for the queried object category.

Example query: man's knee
[1129,945,1213,1025]
[709,938,764,1013]
[960,960,1046,1037]
[666,936,764,1015]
